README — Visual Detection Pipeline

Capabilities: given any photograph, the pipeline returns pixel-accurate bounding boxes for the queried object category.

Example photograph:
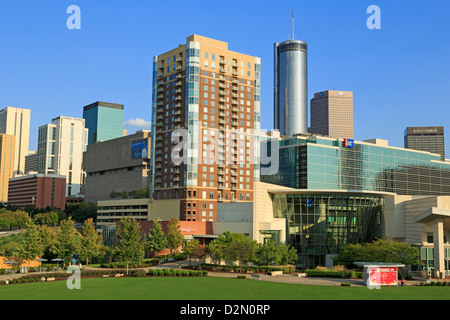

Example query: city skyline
[0,0,449,156]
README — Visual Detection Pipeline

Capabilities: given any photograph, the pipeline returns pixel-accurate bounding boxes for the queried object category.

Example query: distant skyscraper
[83,101,124,145]
[0,107,31,176]
[274,39,308,137]
[0,134,15,202]
[404,126,445,160]
[37,116,88,197]
[25,151,38,174]
[309,90,354,139]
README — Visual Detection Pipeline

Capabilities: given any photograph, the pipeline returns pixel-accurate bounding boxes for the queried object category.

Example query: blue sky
[0,0,449,156]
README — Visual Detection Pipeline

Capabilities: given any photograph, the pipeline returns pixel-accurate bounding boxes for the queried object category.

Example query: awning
[354,262,405,268]
[192,234,219,239]
[414,207,450,224]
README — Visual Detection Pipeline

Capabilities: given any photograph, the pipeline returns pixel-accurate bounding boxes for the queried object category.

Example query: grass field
[0,276,449,300]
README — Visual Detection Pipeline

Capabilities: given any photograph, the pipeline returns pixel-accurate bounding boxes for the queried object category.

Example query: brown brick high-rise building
[150,35,261,222]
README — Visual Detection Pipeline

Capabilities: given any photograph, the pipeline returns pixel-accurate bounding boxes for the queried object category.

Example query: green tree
[68,202,97,223]
[255,240,280,266]
[0,209,31,230]
[17,221,45,269]
[208,236,227,264]
[115,217,145,274]
[276,242,298,265]
[38,224,57,260]
[229,234,257,267]
[12,210,32,229]
[51,217,78,267]
[208,231,236,264]
[333,238,420,268]
[120,191,129,199]
[134,187,149,199]
[0,241,20,256]
[146,219,167,256]
[184,239,205,267]
[207,232,257,266]
[166,218,184,255]
[33,211,59,226]
[79,218,103,265]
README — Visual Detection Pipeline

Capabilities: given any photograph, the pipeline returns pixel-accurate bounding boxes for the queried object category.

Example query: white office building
[37,116,88,197]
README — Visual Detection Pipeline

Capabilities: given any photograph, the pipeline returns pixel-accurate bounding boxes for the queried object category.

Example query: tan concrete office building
[309,90,353,139]
[0,107,31,176]
[251,181,450,275]
[0,134,15,202]
[83,130,151,203]
[150,34,261,222]
[96,198,151,231]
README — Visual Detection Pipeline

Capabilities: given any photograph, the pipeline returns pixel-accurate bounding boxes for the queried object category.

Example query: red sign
[368,267,398,286]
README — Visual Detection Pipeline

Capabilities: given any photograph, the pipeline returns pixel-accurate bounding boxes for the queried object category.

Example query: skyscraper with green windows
[83,101,125,145]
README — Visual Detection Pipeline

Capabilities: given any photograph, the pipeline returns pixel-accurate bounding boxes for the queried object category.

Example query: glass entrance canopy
[270,189,390,270]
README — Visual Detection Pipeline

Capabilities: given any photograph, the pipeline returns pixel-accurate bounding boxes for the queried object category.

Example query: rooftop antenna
[292,9,295,40]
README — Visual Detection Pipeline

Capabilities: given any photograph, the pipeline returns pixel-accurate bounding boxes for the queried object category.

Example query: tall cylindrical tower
[274,40,308,137]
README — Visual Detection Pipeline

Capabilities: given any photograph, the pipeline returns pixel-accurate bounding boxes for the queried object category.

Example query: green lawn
[0,276,449,300]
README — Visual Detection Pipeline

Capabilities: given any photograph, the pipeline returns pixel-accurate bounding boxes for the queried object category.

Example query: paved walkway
[0,260,428,287]
[146,260,427,286]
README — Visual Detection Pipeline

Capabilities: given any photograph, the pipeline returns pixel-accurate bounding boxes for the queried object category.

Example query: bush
[236,275,246,279]
[145,268,206,277]
[131,270,146,277]
[199,264,296,274]
[305,269,363,279]
[331,265,345,272]
[315,266,328,271]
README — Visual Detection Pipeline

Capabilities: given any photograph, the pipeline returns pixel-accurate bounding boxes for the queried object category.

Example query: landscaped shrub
[130,270,146,277]
[199,264,296,274]
[147,269,156,276]
[305,269,363,279]
[145,268,205,277]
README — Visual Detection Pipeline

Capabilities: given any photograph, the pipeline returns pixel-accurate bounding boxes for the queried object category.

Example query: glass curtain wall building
[273,40,308,137]
[263,136,450,196]
[83,101,125,145]
[271,191,385,269]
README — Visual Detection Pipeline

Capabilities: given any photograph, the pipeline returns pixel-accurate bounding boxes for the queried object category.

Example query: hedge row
[0,268,207,285]
[200,264,296,274]
[146,269,207,277]
[418,281,449,286]
[305,269,364,279]
[100,260,159,269]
